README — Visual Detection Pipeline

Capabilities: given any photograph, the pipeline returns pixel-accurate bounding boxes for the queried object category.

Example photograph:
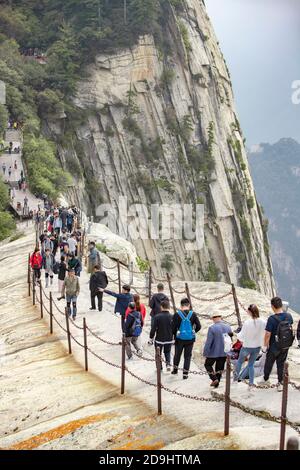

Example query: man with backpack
[149,283,169,329]
[203,313,233,388]
[259,297,294,391]
[124,302,143,359]
[149,299,173,372]
[172,298,201,379]
[89,265,108,312]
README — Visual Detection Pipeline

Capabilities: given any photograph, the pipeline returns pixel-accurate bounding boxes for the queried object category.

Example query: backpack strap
[177,310,185,321]
[187,310,193,321]
[177,310,193,321]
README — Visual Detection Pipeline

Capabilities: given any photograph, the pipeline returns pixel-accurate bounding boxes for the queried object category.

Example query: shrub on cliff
[0,178,15,241]
[23,135,72,200]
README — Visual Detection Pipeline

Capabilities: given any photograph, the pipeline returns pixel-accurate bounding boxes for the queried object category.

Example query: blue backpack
[177,310,195,341]
[129,311,142,337]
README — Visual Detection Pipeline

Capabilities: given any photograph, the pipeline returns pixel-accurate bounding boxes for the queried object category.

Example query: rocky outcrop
[51,0,274,296]
[87,222,138,267]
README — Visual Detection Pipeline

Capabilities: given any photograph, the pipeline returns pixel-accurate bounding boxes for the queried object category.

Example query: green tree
[128,0,160,34]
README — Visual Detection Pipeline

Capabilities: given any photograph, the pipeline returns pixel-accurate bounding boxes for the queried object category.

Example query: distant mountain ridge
[249,138,300,310]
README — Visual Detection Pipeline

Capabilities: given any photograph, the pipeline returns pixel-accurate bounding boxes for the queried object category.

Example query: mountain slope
[52,0,274,293]
[0,0,274,295]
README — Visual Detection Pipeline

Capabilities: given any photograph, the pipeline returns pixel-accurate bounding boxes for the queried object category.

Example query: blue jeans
[66,295,77,318]
[235,346,261,385]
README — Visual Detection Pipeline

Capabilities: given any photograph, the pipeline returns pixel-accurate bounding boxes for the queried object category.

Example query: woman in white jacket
[234,304,266,387]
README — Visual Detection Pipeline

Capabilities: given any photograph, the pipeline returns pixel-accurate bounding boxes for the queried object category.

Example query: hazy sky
[205,0,300,145]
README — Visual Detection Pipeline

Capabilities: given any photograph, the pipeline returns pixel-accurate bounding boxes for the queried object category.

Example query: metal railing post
[167,273,177,315]
[148,267,152,302]
[39,281,43,319]
[185,282,193,309]
[156,346,162,415]
[65,307,72,354]
[117,261,121,294]
[121,333,126,394]
[279,362,289,450]
[83,317,88,371]
[49,291,53,334]
[32,272,36,306]
[231,284,242,328]
[224,356,231,436]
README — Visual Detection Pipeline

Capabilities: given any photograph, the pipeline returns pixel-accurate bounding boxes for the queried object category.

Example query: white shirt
[67,237,77,253]
[237,318,266,348]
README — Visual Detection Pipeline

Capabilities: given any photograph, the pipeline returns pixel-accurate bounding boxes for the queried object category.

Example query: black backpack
[274,315,295,351]
[53,261,59,275]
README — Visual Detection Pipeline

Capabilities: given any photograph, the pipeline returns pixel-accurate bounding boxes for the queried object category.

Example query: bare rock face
[56,0,274,296]
[87,222,138,267]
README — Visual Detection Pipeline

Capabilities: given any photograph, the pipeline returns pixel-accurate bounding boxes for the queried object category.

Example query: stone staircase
[1,127,43,216]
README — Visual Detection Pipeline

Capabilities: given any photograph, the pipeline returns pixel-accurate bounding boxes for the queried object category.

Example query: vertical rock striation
[53,0,274,295]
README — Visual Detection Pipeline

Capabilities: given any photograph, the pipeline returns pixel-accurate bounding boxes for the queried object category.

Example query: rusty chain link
[87,346,122,370]
[86,325,120,346]
[189,290,233,303]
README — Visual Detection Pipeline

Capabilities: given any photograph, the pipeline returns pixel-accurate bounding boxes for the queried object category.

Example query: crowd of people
[29,216,300,392]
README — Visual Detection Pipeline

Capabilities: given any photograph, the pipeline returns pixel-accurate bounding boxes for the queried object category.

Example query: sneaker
[277,383,283,392]
[171,369,178,375]
[127,356,133,361]
[166,364,171,372]
[210,380,219,388]
[248,385,255,393]
[89,307,96,311]
[137,349,143,357]
[183,375,189,380]
[72,316,76,321]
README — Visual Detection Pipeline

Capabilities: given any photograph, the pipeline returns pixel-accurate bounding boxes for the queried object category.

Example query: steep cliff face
[51,0,274,295]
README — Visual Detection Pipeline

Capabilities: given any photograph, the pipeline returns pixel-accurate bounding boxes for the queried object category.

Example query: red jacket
[30,252,43,269]
[125,304,146,322]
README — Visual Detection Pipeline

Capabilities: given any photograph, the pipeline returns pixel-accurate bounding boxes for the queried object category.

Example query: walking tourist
[203,313,233,388]
[259,297,294,391]
[124,302,143,360]
[89,265,108,312]
[149,299,173,371]
[62,269,80,320]
[172,298,201,379]
[233,305,266,389]
[149,283,169,328]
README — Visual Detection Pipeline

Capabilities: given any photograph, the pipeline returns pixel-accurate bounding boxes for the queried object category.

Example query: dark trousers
[155,342,172,366]
[204,357,227,382]
[91,292,103,311]
[264,348,288,383]
[173,340,194,375]
[33,268,41,282]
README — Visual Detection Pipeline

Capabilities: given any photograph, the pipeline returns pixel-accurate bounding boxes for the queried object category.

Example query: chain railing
[27,252,300,448]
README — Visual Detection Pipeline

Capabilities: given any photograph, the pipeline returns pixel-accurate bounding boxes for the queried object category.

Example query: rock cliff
[49,0,274,295]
